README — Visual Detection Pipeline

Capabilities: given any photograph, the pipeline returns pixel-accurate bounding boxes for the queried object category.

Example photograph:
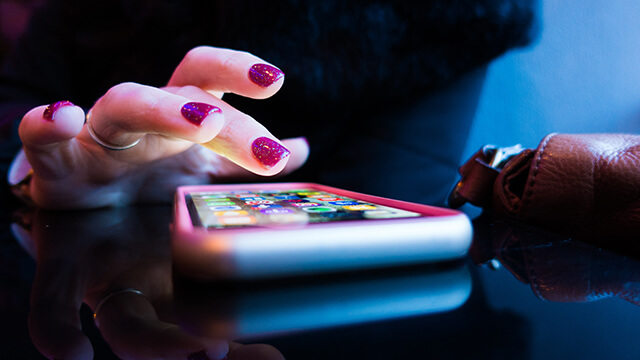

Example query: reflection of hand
[17,46,309,209]
[21,207,284,360]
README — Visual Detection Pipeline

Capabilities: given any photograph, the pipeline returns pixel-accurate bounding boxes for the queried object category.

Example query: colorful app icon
[302,206,337,213]
[219,216,256,225]
[214,210,249,217]
[274,195,300,200]
[343,205,377,211]
[329,201,359,206]
[209,205,242,211]
[316,197,344,202]
[245,200,274,205]
[296,191,321,196]
[291,202,321,207]
[260,208,295,215]
[199,194,229,199]
[252,204,283,210]
[281,199,309,203]
[206,200,236,206]
[240,197,267,201]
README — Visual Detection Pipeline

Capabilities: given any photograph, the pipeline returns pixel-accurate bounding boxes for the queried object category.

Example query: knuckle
[113,82,158,108]
[219,55,239,74]
[98,82,162,130]
[103,82,143,102]
[182,46,213,66]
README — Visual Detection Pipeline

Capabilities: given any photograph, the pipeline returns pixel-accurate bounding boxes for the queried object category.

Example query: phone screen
[186,188,423,229]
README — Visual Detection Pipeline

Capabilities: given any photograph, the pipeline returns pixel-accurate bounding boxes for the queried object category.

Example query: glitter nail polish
[252,137,291,168]
[43,100,74,121]
[248,64,284,87]
[181,102,222,126]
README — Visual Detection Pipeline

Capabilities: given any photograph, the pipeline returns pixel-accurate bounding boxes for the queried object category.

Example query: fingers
[19,102,85,150]
[18,102,86,180]
[166,85,297,176]
[84,82,226,157]
[87,82,294,175]
[197,107,293,176]
[168,46,284,99]
[95,292,228,360]
[265,137,309,177]
[212,137,309,180]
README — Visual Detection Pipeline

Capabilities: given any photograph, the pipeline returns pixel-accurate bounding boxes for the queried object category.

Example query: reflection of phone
[172,183,472,279]
[175,263,472,339]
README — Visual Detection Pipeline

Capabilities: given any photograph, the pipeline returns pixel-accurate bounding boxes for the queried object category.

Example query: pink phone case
[172,182,472,279]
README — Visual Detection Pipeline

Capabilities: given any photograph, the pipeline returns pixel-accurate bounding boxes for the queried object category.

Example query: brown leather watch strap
[448,144,525,208]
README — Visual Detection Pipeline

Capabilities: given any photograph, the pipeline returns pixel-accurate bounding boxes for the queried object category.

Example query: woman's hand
[17,46,309,209]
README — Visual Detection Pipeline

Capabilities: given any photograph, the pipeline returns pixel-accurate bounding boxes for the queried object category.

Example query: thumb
[19,101,85,180]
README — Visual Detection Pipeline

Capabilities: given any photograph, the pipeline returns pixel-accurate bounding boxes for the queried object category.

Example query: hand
[17,46,309,209]
[18,206,285,360]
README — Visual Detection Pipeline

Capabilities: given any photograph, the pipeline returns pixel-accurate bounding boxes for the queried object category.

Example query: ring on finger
[93,288,147,328]
[86,111,141,151]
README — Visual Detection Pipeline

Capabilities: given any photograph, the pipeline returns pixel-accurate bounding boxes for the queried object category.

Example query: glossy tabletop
[1,202,639,360]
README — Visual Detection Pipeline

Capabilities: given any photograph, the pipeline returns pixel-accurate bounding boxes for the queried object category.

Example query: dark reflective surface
[1,206,640,360]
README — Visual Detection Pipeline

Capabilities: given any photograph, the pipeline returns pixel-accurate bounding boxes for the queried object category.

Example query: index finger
[168,46,285,99]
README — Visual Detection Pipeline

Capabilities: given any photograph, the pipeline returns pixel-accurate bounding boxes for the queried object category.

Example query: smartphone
[172,183,472,279]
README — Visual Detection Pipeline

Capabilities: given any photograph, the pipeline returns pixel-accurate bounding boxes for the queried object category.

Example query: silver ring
[86,112,141,151]
[93,288,147,327]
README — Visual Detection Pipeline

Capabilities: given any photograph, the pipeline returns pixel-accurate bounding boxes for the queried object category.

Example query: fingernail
[43,100,74,121]
[187,350,210,360]
[252,136,291,169]
[249,64,284,87]
[181,102,222,126]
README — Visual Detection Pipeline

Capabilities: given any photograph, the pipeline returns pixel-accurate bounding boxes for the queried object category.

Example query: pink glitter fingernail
[43,100,74,121]
[248,64,284,87]
[252,137,290,168]
[181,102,222,126]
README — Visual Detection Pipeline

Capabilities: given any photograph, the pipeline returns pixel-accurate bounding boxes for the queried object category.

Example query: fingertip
[250,136,291,175]
[247,63,285,97]
[53,104,86,137]
[169,47,285,100]
[206,110,226,142]
[279,137,310,174]
[282,136,309,159]
[181,102,226,143]
[20,103,85,148]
